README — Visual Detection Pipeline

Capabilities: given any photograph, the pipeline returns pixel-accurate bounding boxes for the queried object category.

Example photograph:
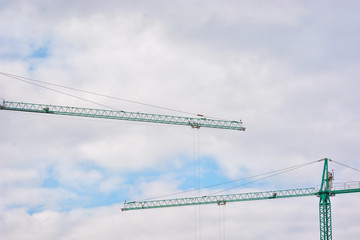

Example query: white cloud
[56,165,103,190]
[0,168,40,186]
[1,0,360,239]
[98,176,124,194]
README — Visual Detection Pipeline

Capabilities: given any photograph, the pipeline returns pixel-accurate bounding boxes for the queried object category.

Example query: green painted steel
[121,187,318,211]
[0,100,245,130]
[319,158,332,240]
[330,188,360,194]
[319,194,332,240]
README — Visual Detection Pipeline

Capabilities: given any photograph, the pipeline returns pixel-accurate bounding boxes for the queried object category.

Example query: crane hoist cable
[193,128,201,240]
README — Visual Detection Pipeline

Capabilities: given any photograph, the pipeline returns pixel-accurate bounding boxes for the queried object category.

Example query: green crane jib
[0,100,245,131]
[122,158,360,240]
[122,187,318,210]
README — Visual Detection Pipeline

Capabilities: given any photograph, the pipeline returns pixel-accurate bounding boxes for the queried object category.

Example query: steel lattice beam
[122,187,318,211]
[0,100,245,131]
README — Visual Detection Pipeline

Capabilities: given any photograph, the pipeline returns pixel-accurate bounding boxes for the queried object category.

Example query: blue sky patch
[30,47,49,58]
[32,157,276,212]
[41,166,59,188]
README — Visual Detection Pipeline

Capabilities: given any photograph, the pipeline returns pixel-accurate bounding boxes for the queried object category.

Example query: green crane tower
[122,158,360,240]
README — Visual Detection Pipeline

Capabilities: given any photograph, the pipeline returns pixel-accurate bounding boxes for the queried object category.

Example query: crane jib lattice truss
[0,100,245,131]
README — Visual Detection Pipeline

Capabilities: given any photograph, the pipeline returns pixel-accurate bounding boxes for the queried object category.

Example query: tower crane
[122,158,360,240]
[2,100,359,239]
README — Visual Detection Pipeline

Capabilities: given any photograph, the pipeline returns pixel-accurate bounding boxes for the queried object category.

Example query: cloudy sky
[1,0,360,239]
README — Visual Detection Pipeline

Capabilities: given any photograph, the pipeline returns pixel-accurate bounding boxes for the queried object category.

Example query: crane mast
[0,100,245,131]
[318,158,334,240]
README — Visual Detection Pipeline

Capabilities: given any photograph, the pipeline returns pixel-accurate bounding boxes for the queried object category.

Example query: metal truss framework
[122,188,318,211]
[0,100,245,131]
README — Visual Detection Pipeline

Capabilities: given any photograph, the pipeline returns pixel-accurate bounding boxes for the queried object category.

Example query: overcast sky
[1,0,360,239]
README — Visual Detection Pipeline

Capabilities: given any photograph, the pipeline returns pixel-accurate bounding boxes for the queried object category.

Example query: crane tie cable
[0,73,120,111]
[0,71,234,121]
[138,159,319,201]
[210,160,318,195]
[331,160,360,172]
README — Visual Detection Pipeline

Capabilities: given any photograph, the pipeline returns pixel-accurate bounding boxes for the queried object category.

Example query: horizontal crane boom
[329,188,360,195]
[0,100,245,131]
[121,187,318,211]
